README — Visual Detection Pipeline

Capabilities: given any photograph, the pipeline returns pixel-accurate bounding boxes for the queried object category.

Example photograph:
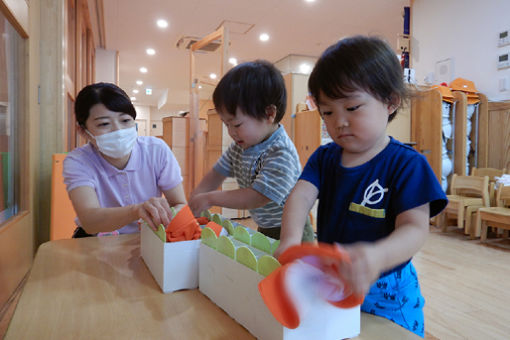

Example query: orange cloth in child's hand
[165,205,202,242]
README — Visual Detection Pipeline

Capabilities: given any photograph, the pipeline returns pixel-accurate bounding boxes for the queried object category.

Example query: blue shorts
[361,261,425,337]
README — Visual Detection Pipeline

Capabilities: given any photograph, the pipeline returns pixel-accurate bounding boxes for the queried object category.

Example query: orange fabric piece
[165,205,202,242]
[258,243,364,329]
[196,216,210,225]
[205,221,223,237]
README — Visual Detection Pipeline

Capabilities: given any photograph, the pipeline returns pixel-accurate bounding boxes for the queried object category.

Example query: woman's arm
[339,203,430,296]
[274,180,319,258]
[162,183,187,212]
[69,182,188,233]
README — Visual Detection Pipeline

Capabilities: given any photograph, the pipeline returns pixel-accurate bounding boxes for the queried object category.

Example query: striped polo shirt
[214,125,301,229]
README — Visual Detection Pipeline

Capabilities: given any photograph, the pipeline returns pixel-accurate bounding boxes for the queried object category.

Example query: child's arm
[339,203,430,296]
[189,186,270,216]
[189,169,226,199]
[274,180,319,258]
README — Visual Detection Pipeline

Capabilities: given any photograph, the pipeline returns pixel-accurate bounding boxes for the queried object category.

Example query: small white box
[199,243,360,340]
[140,224,201,293]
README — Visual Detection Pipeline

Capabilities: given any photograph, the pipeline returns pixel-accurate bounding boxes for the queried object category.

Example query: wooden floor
[1,222,509,340]
[414,226,510,340]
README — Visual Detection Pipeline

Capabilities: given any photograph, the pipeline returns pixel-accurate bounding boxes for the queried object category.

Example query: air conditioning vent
[176,36,221,52]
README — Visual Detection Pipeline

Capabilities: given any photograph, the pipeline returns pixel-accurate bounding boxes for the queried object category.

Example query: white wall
[95,48,117,84]
[412,0,510,101]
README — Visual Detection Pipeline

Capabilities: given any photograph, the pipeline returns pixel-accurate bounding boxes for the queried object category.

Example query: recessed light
[146,88,152,95]
[132,89,139,94]
[139,67,148,73]
[156,19,168,28]
[146,48,156,55]
[299,63,312,74]
[228,57,238,66]
[130,97,136,101]
[259,33,270,42]
[198,85,202,89]
[136,80,143,85]
[305,0,315,2]
[209,73,217,79]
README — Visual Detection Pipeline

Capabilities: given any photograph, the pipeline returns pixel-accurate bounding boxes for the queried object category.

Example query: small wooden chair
[471,167,506,206]
[476,185,510,243]
[438,174,489,236]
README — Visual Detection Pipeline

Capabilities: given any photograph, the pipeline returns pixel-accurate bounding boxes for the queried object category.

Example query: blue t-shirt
[300,137,447,273]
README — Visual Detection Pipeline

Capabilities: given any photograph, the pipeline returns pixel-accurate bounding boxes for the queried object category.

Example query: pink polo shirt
[63,136,183,234]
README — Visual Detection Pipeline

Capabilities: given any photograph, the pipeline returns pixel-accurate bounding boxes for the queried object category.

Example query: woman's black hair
[212,60,287,123]
[308,35,407,121]
[75,82,136,127]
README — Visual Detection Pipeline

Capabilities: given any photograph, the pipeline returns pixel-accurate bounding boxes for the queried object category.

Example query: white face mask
[86,126,138,158]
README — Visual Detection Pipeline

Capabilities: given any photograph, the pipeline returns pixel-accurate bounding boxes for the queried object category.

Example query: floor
[1,222,509,340]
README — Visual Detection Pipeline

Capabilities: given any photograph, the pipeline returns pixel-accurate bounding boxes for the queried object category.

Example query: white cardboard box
[199,243,360,340]
[140,224,201,293]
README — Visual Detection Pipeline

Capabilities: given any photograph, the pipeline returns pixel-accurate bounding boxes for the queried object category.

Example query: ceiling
[103,0,409,113]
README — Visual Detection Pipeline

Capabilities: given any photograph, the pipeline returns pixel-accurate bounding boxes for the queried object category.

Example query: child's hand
[135,197,173,231]
[188,192,212,217]
[335,242,382,297]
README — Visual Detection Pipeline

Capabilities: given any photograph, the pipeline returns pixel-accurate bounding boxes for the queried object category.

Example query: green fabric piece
[170,206,176,219]
[217,235,235,259]
[270,240,280,255]
[155,224,166,242]
[201,227,218,248]
[200,210,212,220]
[233,226,251,245]
[212,213,223,225]
[258,255,281,277]
[251,232,272,253]
[222,219,234,235]
[236,246,257,271]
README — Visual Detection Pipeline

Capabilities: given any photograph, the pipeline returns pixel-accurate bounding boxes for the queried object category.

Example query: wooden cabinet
[294,109,321,168]
[481,101,510,170]
[411,87,489,192]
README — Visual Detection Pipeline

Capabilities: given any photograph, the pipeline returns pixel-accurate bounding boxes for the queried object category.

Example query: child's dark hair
[75,82,136,127]
[308,35,406,122]
[213,60,286,123]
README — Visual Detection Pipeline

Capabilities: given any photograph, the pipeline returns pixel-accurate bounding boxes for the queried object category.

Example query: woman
[63,82,186,237]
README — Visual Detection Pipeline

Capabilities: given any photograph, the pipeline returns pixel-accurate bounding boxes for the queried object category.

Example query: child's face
[218,107,277,149]
[318,90,395,158]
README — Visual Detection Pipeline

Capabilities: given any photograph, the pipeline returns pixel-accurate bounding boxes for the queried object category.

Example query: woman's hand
[136,197,174,231]
[188,192,212,217]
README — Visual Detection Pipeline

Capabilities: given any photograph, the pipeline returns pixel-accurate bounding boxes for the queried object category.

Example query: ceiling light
[136,80,143,85]
[146,48,156,55]
[209,73,217,79]
[156,19,168,28]
[139,67,147,73]
[305,0,316,2]
[259,33,270,42]
[299,63,312,74]
[130,97,136,101]
[228,57,238,66]
[198,85,202,89]
[146,88,152,95]
[132,89,139,94]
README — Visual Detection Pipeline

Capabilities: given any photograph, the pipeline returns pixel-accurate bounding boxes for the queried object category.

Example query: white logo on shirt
[361,179,388,207]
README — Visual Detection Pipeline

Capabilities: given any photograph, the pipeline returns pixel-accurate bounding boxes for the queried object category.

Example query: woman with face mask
[63,82,186,237]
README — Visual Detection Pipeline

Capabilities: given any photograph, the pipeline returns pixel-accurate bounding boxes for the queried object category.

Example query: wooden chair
[476,185,510,243]
[438,174,490,236]
[471,167,506,206]
[50,153,77,240]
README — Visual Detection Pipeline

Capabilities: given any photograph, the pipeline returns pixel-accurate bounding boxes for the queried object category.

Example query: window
[0,13,25,224]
